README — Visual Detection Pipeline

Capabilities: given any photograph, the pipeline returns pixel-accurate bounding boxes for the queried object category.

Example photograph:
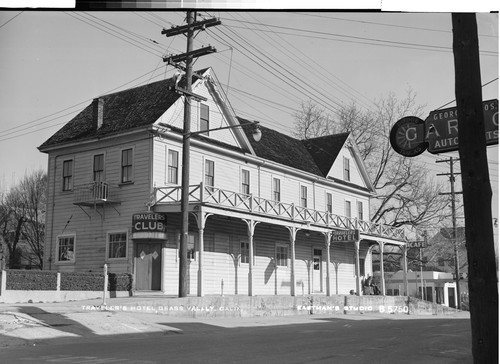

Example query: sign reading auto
[132,212,167,233]
[426,99,498,154]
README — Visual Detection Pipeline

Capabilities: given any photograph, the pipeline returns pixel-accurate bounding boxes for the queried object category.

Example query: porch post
[355,239,361,295]
[379,241,385,296]
[288,227,297,296]
[324,232,332,296]
[195,210,211,297]
[402,244,409,296]
[243,219,259,297]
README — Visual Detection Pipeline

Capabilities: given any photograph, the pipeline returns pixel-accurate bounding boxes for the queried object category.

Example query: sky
[0,10,498,234]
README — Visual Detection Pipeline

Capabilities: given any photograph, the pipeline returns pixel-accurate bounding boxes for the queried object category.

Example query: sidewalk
[0,296,471,348]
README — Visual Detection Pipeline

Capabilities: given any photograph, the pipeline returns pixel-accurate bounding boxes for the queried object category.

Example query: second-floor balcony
[153,183,405,242]
[73,182,121,207]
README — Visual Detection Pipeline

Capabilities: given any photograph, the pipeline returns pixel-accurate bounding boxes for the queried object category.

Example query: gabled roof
[303,133,350,176]
[38,69,209,150]
[38,68,373,192]
[239,117,323,176]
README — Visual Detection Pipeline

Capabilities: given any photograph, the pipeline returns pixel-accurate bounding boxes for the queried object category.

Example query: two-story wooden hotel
[38,68,407,297]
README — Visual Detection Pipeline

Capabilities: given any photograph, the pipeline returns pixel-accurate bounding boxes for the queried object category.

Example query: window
[200,104,209,134]
[204,232,215,252]
[343,157,351,181]
[205,159,214,189]
[62,160,73,191]
[107,232,127,259]
[167,149,179,184]
[359,257,365,277]
[93,154,104,182]
[276,245,288,267]
[121,148,133,183]
[326,193,333,213]
[357,201,364,220]
[345,200,352,218]
[313,249,322,270]
[187,233,196,260]
[273,178,281,202]
[57,235,75,263]
[241,241,249,264]
[241,169,250,195]
[300,185,308,208]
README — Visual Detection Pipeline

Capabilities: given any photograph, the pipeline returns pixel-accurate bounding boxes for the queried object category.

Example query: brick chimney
[92,98,104,129]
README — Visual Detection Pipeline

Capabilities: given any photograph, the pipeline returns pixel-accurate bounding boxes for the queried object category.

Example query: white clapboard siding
[328,144,366,187]
[45,133,152,274]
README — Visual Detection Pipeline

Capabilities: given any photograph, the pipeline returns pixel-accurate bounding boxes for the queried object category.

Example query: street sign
[406,240,427,249]
[389,116,427,157]
[426,99,498,154]
[331,229,359,242]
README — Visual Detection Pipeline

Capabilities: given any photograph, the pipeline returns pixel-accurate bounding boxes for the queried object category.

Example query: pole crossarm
[162,18,221,37]
[163,46,217,64]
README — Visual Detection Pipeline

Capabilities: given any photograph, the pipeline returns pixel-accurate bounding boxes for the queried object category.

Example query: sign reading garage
[132,212,167,239]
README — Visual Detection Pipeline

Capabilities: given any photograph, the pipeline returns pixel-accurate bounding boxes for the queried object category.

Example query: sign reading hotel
[132,212,167,239]
[332,229,359,242]
[426,99,498,154]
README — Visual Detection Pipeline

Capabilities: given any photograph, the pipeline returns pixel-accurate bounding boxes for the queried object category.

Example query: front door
[313,248,322,292]
[135,242,162,291]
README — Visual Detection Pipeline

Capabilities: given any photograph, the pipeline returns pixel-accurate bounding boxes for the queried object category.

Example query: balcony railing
[154,183,405,241]
[73,182,120,207]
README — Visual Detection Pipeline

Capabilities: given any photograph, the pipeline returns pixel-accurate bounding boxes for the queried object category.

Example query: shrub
[60,272,104,291]
[108,273,132,291]
[6,270,57,290]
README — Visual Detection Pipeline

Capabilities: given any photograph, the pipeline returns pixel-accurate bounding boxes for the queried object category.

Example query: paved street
[0,311,471,364]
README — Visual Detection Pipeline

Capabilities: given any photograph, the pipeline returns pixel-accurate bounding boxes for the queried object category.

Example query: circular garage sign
[390,116,427,157]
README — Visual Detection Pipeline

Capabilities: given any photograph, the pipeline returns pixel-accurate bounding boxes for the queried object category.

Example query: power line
[0,11,23,30]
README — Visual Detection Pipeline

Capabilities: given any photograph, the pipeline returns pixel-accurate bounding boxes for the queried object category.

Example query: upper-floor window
[205,159,215,189]
[345,200,352,218]
[273,178,281,202]
[326,193,333,213]
[357,201,364,220]
[93,154,104,182]
[241,169,250,195]
[62,160,73,191]
[300,185,308,208]
[121,148,133,183]
[200,104,209,135]
[343,157,351,181]
[167,149,179,184]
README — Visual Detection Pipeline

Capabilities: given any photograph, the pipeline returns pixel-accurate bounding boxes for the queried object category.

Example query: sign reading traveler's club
[132,212,167,239]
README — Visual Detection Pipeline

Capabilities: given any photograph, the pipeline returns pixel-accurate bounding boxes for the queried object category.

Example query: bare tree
[0,170,46,269]
[293,99,332,139]
[18,170,46,269]
[294,90,449,234]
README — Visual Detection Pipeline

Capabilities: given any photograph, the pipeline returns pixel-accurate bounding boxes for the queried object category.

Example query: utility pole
[437,157,462,309]
[162,12,221,297]
[452,13,498,363]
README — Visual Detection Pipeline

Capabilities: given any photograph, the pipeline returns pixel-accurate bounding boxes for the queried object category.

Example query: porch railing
[154,183,405,241]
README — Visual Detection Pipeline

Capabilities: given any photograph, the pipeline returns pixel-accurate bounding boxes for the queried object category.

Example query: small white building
[384,270,458,308]
[38,67,407,297]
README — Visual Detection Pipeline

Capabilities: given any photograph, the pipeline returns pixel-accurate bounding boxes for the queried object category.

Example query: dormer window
[343,157,350,181]
[200,103,209,135]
